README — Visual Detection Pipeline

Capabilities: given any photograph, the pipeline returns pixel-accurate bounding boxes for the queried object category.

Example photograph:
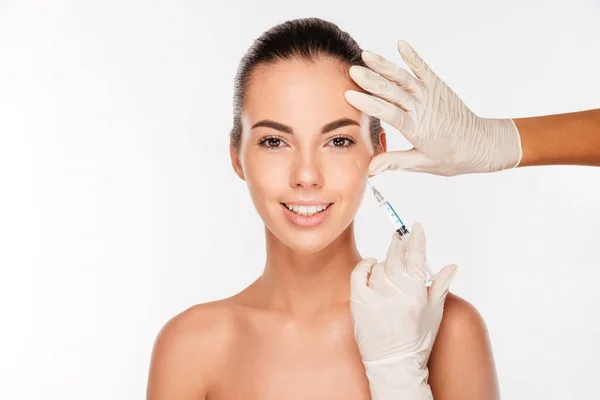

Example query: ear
[378,129,387,153]
[229,139,246,181]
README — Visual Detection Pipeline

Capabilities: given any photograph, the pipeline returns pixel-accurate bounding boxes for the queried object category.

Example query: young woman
[147,18,499,400]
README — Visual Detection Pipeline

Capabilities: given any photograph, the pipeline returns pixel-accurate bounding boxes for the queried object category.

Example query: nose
[289,152,324,189]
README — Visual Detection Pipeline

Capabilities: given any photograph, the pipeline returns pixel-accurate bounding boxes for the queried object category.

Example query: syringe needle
[353,159,366,177]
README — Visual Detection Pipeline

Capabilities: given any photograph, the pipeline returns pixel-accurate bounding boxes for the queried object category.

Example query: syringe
[354,162,434,283]
[354,160,410,238]
[367,179,410,238]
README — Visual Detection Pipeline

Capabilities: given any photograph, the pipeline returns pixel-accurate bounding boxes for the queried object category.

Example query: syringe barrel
[378,199,407,232]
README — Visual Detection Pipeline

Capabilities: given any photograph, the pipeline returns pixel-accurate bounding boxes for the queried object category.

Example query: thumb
[396,40,433,84]
[368,148,433,176]
[428,264,458,305]
[350,257,378,295]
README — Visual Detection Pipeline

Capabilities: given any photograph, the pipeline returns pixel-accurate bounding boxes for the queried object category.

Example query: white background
[1,0,599,398]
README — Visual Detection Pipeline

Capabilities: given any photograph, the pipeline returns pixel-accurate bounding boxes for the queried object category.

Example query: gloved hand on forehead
[345,41,522,177]
[350,223,457,400]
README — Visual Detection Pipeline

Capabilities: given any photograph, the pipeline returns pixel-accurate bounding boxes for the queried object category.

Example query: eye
[327,135,356,149]
[257,135,287,149]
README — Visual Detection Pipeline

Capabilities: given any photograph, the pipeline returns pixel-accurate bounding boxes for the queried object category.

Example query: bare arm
[428,293,500,400]
[516,108,600,167]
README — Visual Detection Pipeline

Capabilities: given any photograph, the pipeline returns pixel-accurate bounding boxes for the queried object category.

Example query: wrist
[363,355,433,400]
[513,117,538,167]
[474,117,522,172]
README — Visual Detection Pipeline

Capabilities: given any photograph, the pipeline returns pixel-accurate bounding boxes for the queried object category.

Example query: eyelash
[257,134,357,150]
[257,135,286,149]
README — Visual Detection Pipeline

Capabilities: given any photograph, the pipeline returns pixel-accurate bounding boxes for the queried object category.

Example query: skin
[516,108,600,167]
[146,57,500,400]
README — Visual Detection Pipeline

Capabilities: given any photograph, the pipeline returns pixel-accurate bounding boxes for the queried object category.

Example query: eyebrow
[251,118,360,135]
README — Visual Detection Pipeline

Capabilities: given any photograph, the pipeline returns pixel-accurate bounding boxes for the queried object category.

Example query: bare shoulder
[436,292,488,339]
[428,292,500,400]
[146,299,238,400]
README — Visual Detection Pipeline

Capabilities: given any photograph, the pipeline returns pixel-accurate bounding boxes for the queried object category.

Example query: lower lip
[281,203,334,228]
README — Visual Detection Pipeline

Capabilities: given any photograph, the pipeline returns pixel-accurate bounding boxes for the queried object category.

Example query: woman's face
[231,57,386,254]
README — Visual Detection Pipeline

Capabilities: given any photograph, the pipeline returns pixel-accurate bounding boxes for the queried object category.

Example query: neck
[255,223,362,317]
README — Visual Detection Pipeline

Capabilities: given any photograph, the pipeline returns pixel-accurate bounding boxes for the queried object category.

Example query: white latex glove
[350,223,457,400]
[345,40,522,177]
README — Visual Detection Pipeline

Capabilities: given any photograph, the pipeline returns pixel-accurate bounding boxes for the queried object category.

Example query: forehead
[244,57,365,127]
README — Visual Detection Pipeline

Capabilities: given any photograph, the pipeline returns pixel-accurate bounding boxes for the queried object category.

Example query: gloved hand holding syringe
[350,160,455,399]
[354,160,436,283]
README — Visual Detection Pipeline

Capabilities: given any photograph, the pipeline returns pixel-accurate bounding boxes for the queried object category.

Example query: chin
[279,230,338,254]
[272,214,357,254]
[262,220,346,254]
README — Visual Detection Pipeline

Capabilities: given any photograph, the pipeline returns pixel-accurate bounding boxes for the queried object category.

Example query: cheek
[344,173,366,207]
[241,149,289,203]
[323,156,367,208]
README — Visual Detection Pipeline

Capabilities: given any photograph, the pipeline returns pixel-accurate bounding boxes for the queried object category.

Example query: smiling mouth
[280,203,334,217]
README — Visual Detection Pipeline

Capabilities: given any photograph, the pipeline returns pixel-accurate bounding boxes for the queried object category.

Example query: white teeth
[284,203,330,216]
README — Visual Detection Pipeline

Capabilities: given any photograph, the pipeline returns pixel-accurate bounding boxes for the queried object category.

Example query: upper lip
[280,200,334,206]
